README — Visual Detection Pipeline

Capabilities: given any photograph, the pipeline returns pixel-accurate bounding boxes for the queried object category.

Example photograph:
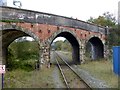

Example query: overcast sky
[7,0,119,21]
[7,0,119,41]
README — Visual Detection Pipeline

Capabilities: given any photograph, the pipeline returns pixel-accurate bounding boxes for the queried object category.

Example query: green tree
[87,12,116,27]
[87,12,119,57]
[7,40,39,71]
[54,40,72,51]
[54,40,63,50]
[87,12,118,44]
[63,40,72,51]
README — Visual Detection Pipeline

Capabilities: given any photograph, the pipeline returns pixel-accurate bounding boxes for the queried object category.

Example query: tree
[63,40,72,51]
[54,40,72,51]
[87,12,119,51]
[87,12,116,28]
[54,41,63,50]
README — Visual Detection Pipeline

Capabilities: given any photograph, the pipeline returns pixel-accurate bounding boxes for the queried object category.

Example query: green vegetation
[87,12,118,48]
[87,12,116,27]
[53,40,72,52]
[64,52,118,88]
[4,66,55,88]
[79,59,118,88]
[0,19,24,23]
[87,12,119,59]
[7,41,39,71]
[4,38,56,88]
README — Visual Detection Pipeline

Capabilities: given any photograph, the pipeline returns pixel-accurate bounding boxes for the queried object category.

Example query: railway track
[54,51,92,89]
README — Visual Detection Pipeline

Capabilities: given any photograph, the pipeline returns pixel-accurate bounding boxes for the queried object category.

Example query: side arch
[1,24,41,64]
[85,36,104,60]
[1,25,40,47]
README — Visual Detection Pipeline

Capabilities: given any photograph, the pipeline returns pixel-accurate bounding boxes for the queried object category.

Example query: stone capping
[0,6,107,34]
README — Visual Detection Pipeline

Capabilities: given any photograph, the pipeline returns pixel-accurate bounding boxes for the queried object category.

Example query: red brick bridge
[0,6,109,67]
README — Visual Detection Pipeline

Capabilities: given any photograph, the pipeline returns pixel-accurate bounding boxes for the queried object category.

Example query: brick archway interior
[87,37,104,60]
[1,29,40,65]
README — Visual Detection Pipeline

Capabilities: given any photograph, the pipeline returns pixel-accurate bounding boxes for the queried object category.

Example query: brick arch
[85,36,104,60]
[85,35,105,45]
[47,28,81,45]
[1,24,41,64]
[1,24,40,47]
[47,28,81,63]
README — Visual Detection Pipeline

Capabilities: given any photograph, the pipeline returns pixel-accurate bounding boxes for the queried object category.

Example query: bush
[0,19,24,23]
[7,41,39,71]
[20,62,35,72]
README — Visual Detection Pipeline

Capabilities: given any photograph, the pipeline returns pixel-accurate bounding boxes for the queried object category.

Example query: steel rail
[54,52,70,88]
[55,51,92,89]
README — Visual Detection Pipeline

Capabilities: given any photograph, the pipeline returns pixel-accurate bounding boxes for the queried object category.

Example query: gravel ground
[72,65,109,88]
[50,51,65,88]
[52,66,65,88]
[56,51,109,88]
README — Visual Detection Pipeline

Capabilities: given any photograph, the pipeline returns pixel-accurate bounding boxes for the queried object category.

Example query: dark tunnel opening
[86,37,104,60]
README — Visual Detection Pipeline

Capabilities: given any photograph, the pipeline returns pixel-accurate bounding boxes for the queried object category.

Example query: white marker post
[0,65,5,89]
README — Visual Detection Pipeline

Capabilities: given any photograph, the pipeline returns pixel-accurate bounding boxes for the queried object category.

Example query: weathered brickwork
[1,22,108,65]
[0,6,109,90]
[0,6,109,69]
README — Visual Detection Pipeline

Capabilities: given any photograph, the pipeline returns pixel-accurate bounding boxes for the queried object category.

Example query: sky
[6,0,119,42]
[7,0,119,21]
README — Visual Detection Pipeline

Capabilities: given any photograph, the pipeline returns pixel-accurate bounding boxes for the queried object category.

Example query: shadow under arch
[86,36,104,60]
[1,25,40,65]
[48,29,80,64]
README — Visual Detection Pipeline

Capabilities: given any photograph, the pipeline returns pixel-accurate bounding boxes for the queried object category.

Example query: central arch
[48,28,80,64]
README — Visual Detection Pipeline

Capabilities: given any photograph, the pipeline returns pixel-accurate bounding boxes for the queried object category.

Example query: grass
[4,41,57,88]
[0,19,24,23]
[79,59,119,88]
[4,65,55,88]
[62,51,119,88]
[58,51,72,62]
